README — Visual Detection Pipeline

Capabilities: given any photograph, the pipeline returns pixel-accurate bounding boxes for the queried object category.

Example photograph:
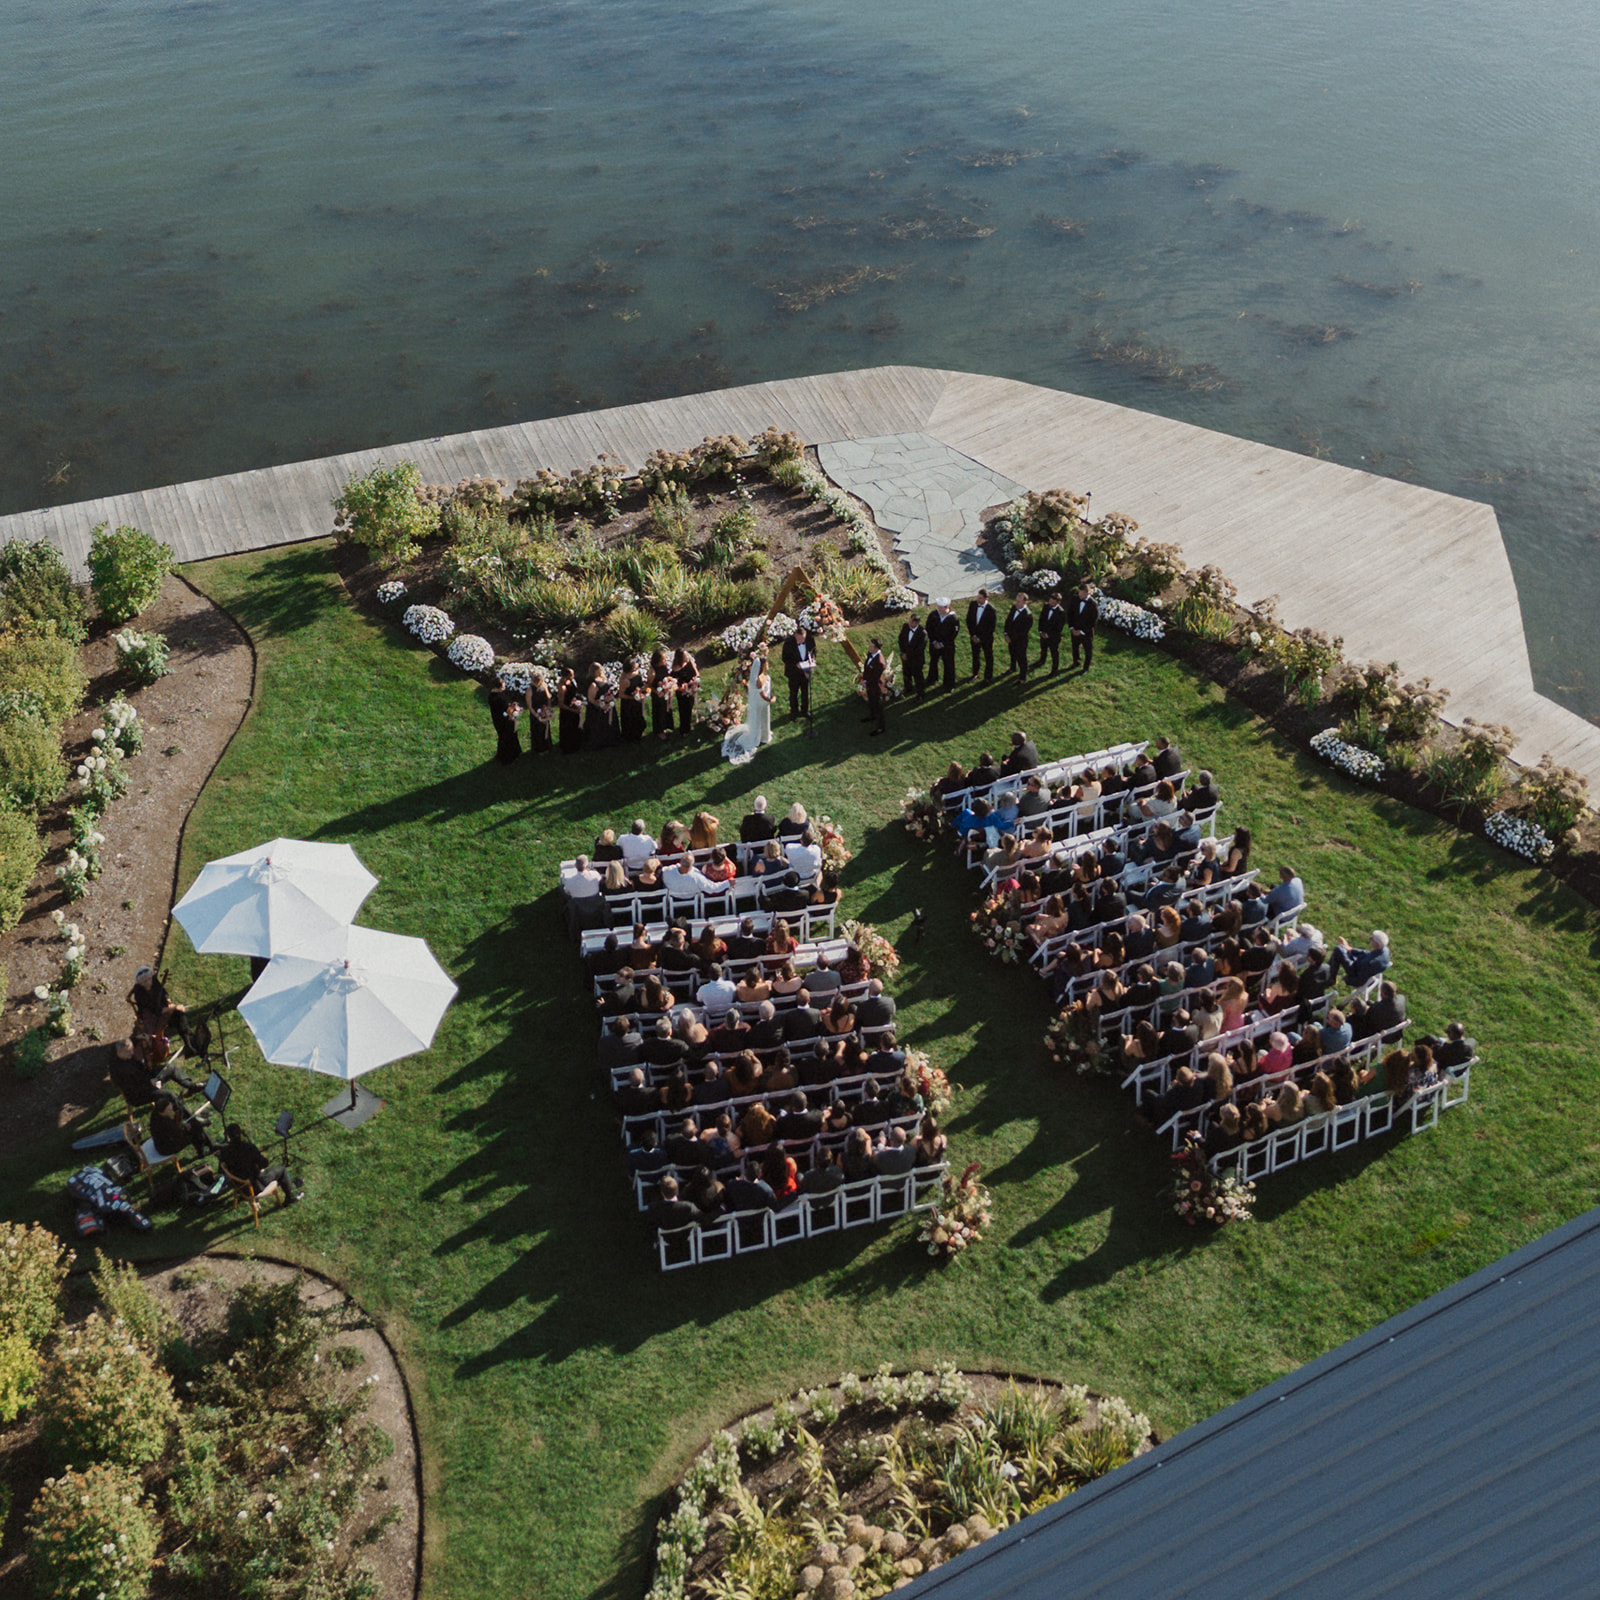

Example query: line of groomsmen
[895,585,1098,698]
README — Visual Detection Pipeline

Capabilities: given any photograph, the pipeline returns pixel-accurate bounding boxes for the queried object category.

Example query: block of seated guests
[740,796,779,846]
[1350,980,1407,1040]
[649,1174,710,1231]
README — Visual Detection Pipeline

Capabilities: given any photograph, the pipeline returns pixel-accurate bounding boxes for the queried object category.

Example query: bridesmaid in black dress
[556,667,585,755]
[584,662,619,750]
[525,667,553,754]
[487,675,523,765]
[619,656,648,743]
[648,648,675,742]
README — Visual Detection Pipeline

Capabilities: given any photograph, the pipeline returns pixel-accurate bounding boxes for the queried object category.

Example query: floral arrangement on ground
[970,897,1030,965]
[645,1367,1154,1600]
[841,920,899,980]
[1171,1134,1257,1224]
[897,788,944,843]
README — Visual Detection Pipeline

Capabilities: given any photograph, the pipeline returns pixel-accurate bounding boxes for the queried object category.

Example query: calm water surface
[5,0,1599,715]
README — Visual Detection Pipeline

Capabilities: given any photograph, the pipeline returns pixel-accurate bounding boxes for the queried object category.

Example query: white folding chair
[1442,1064,1472,1110]
[1299,1112,1332,1159]
[1268,1122,1303,1173]
[657,1224,697,1271]
[730,1207,773,1253]
[1331,1101,1364,1151]
[840,1178,877,1228]
[876,1174,913,1219]
[805,1190,843,1236]
[1238,1138,1272,1182]
[1410,1084,1444,1134]
[695,1216,736,1264]
[1365,1092,1395,1136]
[770,1205,807,1246]
[911,1164,946,1209]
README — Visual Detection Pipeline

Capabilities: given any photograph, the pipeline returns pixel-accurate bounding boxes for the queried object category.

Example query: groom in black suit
[782,626,814,717]
[967,589,997,681]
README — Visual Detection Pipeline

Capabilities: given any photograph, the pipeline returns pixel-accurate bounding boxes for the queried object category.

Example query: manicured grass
[7,539,1600,1600]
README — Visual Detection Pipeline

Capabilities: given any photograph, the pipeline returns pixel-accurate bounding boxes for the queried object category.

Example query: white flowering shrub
[113,627,170,683]
[497,662,535,693]
[1023,568,1062,592]
[884,583,920,611]
[402,604,455,644]
[75,745,129,815]
[1310,728,1385,784]
[1485,810,1555,863]
[375,580,407,604]
[1093,590,1166,642]
[445,633,495,673]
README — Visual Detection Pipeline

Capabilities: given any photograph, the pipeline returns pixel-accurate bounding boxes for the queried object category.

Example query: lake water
[6,0,1599,717]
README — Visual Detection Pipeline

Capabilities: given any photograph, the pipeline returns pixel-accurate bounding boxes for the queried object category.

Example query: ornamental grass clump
[38,1311,178,1471]
[1427,719,1515,813]
[87,523,173,624]
[27,1461,159,1600]
[1515,754,1589,841]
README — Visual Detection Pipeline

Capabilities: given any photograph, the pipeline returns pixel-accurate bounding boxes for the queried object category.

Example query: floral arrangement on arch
[904,1048,956,1117]
[1092,588,1166,643]
[402,604,455,645]
[841,919,899,979]
[798,592,847,641]
[970,896,1030,965]
[718,613,797,656]
[814,814,852,873]
[1171,1134,1256,1226]
[1485,809,1556,864]
[1309,727,1385,784]
[900,787,944,842]
[917,1163,991,1261]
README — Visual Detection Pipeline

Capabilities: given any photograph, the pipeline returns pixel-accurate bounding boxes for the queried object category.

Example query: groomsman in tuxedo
[926,598,960,693]
[862,639,888,736]
[967,589,997,681]
[1068,583,1099,672]
[1004,594,1033,684]
[1037,591,1066,674]
[897,612,928,699]
[782,625,815,717]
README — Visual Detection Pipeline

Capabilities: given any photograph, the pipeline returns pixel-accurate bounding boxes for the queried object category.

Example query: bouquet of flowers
[970,897,1029,965]
[1310,727,1385,784]
[1170,1134,1256,1226]
[799,593,847,640]
[904,1048,956,1117]
[841,919,900,979]
[918,1163,991,1261]
[815,814,852,873]
[900,787,945,842]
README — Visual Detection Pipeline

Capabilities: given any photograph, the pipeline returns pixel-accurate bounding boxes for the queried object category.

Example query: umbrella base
[320,1081,385,1132]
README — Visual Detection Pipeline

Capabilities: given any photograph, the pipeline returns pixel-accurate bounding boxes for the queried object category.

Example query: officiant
[782,624,815,717]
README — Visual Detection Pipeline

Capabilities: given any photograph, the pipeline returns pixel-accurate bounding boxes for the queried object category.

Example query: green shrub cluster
[87,523,173,624]
[27,1462,159,1600]
[0,539,86,645]
[333,461,440,563]
[39,1312,178,1471]
[0,1221,73,1424]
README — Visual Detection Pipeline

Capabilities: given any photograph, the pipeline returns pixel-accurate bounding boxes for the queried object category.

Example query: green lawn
[7,539,1600,1600]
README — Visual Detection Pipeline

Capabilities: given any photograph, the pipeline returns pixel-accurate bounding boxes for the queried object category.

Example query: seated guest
[751,838,786,882]
[764,920,799,967]
[643,1017,689,1070]
[1319,1008,1353,1056]
[852,1079,891,1127]
[1178,898,1212,944]
[913,1116,948,1168]
[874,1127,918,1175]
[1273,1083,1306,1126]
[1296,948,1332,1023]
[1292,1029,1324,1067]
[129,965,188,1038]
[599,1016,644,1073]
[638,974,674,1016]
[775,1091,823,1142]
[683,1168,726,1217]
[1124,964,1161,1013]
[1240,1101,1270,1144]
[760,871,811,914]
[766,1048,800,1094]
[1153,905,1184,951]
[1237,884,1269,928]
[1204,1053,1234,1107]
[744,1001,783,1051]
[804,956,842,1000]
[1330,1058,1364,1105]
[1017,774,1050,819]
[1191,987,1223,1042]
[1217,977,1250,1033]
[722,1169,778,1212]
[1119,1019,1162,1073]
[801,1147,846,1194]
[690,1060,731,1110]
[1304,1071,1338,1117]
[696,964,738,1017]
[689,810,720,851]
[615,1066,661,1121]
[740,795,779,846]
[1350,980,1407,1040]
[627,1129,670,1174]
[931,760,967,805]
[885,1071,925,1120]
[782,991,823,1043]
[587,932,627,979]
[1001,729,1041,777]
[1204,1103,1243,1159]
[623,923,658,968]
[723,916,766,962]
[761,1143,799,1204]
[1428,1021,1477,1069]
[1260,1031,1294,1077]
[739,1099,777,1148]
[593,827,625,863]
[218,1120,302,1203]
[1123,914,1156,961]
[967,751,1001,792]
[786,829,822,881]
[1184,945,1217,991]
[1239,928,1278,980]
[1158,1007,1199,1060]
[109,1033,199,1107]
[990,792,1021,835]
[1182,770,1221,814]
[633,856,664,891]
[706,1009,750,1056]
[1327,929,1392,987]
[703,845,737,886]
[666,853,714,903]
[689,925,728,974]
[601,859,632,899]
[735,967,772,1004]
[953,797,995,863]
[779,802,809,841]
[656,926,699,973]
[1276,921,1323,966]
[560,856,602,902]
[700,1112,742,1164]
[1138,779,1178,822]
[619,819,656,868]
[649,1173,708,1231]
[1266,866,1306,919]
[1260,963,1300,1014]
[661,1066,695,1115]
[865,1031,906,1082]
[842,1127,877,1182]
[769,957,804,998]
[1153,1064,1208,1125]
[822,1096,853,1137]
[1173,811,1203,854]
[1229,1038,1263,1090]
[822,997,857,1037]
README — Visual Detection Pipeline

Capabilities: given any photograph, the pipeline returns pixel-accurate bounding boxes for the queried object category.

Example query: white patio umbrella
[237,924,458,1086]
[172,838,378,957]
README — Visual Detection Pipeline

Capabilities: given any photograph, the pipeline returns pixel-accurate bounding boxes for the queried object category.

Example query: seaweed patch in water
[1079,325,1233,393]
[1033,213,1086,239]
[557,259,642,302]
[1256,318,1358,349]
[877,205,994,242]
[957,149,1042,169]
[1334,273,1421,299]
[767,264,899,314]
[1181,162,1237,189]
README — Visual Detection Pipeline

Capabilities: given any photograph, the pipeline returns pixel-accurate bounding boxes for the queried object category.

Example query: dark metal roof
[913,1207,1600,1600]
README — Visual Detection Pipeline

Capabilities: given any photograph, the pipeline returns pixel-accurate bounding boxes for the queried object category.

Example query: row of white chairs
[1209,1065,1473,1182]
[580,901,840,958]
[960,773,1200,865]
[974,803,1222,894]
[657,1163,948,1270]
[938,739,1148,814]
[590,934,852,995]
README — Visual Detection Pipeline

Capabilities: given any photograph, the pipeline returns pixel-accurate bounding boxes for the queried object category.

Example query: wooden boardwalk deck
[4,364,1598,787]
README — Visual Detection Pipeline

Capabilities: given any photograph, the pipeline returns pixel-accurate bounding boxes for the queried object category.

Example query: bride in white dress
[721,650,775,766]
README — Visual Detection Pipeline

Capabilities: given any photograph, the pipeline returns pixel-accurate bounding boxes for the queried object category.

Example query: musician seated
[148,1090,218,1161]
[219,1121,303,1204]
[109,1033,200,1108]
